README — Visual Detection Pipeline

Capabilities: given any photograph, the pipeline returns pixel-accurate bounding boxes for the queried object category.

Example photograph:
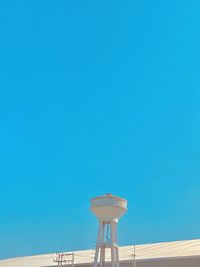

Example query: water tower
[90,194,128,267]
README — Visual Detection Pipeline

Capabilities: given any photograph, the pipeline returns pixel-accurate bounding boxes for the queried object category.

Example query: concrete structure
[2,239,200,267]
[90,194,127,267]
[1,196,200,266]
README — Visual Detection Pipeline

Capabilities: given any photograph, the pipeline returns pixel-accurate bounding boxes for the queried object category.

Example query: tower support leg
[100,223,105,267]
[93,220,120,267]
[94,222,103,267]
[110,221,116,267]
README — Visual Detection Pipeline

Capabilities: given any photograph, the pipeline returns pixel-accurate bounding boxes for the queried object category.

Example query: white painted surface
[91,194,127,267]
[90,194,127,222]
[1,239,200,267]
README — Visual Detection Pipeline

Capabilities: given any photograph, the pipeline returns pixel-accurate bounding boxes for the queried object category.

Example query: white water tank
[90,193,127,222]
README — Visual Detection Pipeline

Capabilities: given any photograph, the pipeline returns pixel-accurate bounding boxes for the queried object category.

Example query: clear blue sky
[1,0,200,260]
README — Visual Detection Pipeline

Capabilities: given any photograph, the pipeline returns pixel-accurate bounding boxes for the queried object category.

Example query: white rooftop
[1,239,200,267]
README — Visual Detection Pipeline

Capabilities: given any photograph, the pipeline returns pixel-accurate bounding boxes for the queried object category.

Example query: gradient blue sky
[1,0,200,260]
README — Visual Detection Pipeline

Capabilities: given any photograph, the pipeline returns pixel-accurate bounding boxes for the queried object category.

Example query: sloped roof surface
[1,239,200,267]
